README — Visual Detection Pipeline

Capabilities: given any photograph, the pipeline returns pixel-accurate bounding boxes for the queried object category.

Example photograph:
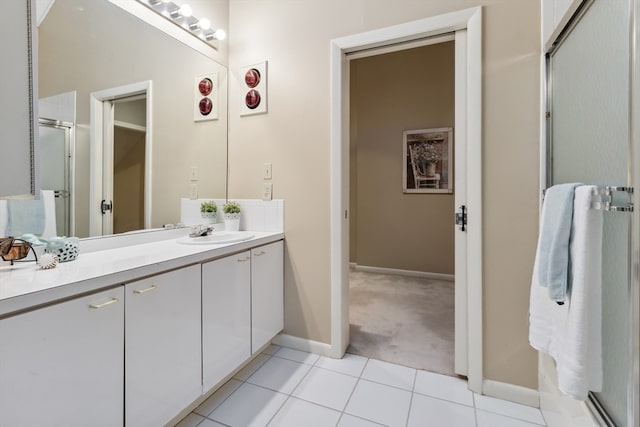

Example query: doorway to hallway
[330,6,483,391]
[347,40,456,376]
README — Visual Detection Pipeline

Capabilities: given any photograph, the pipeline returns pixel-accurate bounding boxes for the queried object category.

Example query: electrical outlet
[263,163,272,180]
[262,183,273,201]
[190,183,198,199]
[190,166,198,181]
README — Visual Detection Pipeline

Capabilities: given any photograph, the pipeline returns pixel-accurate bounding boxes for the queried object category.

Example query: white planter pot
[201,212,216,224]
[223,213,240,231]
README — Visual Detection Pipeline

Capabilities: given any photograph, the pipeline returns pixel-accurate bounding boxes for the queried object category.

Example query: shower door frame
[544,0,639,425]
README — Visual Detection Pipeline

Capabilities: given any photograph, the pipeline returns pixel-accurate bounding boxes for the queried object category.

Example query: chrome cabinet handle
[89,298,119,309]
[254,251,266,256]
[133,285,157,294]
[237,257,250,262]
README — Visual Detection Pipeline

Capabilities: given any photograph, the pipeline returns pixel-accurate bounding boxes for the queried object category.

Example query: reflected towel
[6,192,46,236]
[3,190,57,237]
[529,185,603,400]
[536,183,582,303]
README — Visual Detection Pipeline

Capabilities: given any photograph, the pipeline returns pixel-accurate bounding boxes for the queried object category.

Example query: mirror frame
[0,0,39,199]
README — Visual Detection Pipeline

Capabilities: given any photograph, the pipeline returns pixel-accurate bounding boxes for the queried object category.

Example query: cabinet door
[0,287,124,427]
[202,251,251,391]
[125,265,201,427]
[251,240,284,353]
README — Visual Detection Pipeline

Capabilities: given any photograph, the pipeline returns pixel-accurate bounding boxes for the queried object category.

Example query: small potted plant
[200,200,217,224]
[222,201,241,231]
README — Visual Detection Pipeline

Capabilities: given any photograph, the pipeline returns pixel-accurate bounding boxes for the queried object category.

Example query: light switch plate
[190,183,198,199]
[262,183,273,201]
[263,163,272,180]
[190,166,198,181]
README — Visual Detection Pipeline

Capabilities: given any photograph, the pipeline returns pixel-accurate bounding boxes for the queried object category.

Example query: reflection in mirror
[35,0,228,238]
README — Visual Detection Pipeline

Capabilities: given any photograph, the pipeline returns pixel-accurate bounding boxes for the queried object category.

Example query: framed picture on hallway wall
[402,128,453,194]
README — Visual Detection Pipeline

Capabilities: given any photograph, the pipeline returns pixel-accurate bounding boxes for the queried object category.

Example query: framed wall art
[402,127,453,194]
[194,72,218,121]
[240,61,268,116]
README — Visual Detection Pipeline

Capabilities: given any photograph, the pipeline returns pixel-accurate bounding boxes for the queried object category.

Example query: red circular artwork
[198,78,213,96]
[244,68,261,88]
[199,97,213,115]
[245,90,261,109]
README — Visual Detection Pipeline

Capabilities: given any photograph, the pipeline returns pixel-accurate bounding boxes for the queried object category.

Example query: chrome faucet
[189,225,213,238]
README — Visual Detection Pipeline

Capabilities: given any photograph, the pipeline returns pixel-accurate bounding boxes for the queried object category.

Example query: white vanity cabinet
[251,241,284,353]
[125,264,202,427]
[0,287,125,427]
[202,250,252,391]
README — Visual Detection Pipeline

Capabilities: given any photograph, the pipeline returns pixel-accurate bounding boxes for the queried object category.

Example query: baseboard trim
[351,264,455,281]
[482,379,540,408]
[272,333,334,357]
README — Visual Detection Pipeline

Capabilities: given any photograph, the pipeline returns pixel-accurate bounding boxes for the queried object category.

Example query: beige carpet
[347,270,456,377]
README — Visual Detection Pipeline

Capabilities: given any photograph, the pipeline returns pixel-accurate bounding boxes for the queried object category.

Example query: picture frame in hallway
[402,127,453,194]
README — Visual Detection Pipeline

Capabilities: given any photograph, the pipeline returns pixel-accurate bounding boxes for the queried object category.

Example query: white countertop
[0,231,284,317]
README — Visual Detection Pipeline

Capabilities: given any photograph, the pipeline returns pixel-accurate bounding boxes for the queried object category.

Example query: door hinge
[455,205,467,231]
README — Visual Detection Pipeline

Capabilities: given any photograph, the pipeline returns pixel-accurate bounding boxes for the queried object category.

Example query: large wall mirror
[35,0,228,238]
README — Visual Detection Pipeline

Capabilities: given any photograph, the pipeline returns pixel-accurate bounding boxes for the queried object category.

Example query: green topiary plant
[222,201,241,214]
[200,200,217,213]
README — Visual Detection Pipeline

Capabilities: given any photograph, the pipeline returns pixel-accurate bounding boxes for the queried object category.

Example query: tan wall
[113,127,145,234]
[228,0,540,388]
[350,43,455,274]
[39,0,228,236]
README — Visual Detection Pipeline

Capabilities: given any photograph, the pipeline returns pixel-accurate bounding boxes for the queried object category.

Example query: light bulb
[213,29,226,40]
[179,4,192,17]
[198,18,211,30]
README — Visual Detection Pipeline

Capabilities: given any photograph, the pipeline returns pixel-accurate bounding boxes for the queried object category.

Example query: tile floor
[177,345,547,427]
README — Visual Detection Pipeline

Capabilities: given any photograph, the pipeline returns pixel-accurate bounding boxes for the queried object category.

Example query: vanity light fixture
[136,0,226,45]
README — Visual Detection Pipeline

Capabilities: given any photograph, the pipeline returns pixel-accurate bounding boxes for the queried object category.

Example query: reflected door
[101,95,147,235]
[550,0,632,425]
[39,120,72,237]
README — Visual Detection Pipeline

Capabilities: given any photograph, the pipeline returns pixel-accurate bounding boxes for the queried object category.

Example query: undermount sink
[177,231,255,245]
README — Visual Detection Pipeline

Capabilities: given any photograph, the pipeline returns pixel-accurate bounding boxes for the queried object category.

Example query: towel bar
[542,185,634,212]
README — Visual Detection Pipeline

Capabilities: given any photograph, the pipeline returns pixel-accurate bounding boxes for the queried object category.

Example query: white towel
[529,185,603,400]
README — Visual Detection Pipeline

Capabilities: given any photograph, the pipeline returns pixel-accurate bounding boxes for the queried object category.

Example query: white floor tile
[198,419,227,427]
[194,379,243,417]
[175,413,205,427]
[477,409,547,427]
[345,379,412,427]
[315,354,368,377]
[361,358,416,391]
[407,393,476,427]
[247,356,312,394]
[274,347,320,365]
[263,344,281,355]
[209,382,288,427]
[267,397,341,427]
[234,353,271,381]
[474,394,546,425]
[413,370,474,406]
[292,366,358,411]
[337,414,386,427]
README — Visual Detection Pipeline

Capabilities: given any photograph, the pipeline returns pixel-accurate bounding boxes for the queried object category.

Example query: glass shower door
[550,0,632,425]
[39,120,71,237]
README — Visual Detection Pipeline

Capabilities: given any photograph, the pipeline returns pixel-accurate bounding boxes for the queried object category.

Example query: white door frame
[89,81,153,237]
[329,7,483,392]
